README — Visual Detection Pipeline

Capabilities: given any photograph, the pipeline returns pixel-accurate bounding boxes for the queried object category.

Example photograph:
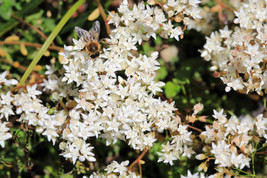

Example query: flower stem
[94,0,111,34]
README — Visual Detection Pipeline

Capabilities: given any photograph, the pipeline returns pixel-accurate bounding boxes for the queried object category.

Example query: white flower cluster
[89,161,140,178]
[0,71,17,148]
[187,0,244,35]
[157,124,194,165]
[0,70,95,163]
[181,170,212,178]
[198,109,267,171]
[201,0,267,93]
[0,0,202,166]
[49,0,201,164]
[0,120,12,148]
[1,0,266,177]
[0,83,61,144]
[109,0,201,42]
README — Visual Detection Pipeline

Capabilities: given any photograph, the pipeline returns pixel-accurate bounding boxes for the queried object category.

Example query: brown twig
[57,116,71,135]
[56,99,71,135]
[0,41,64,51]
[155,0,164,9]
[187,125,203,132]
[0,58,38,76]
[0,158,14,168]
[59,99,69,113]
[11,14,56,46]
[214,0,237,12]
[0,58,41,82]
[94,0,111,34]
[255,151,267,155]
[10,79,43,92]
[128,147,149,172]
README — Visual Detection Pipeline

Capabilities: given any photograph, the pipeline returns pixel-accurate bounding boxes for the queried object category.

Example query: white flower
[0,71,8,83]
[170,26,183,41]
[193,103,204,115]
[73,39,85,50]
[237,115,255,134]
[201,125,215,143]
[148,81,165,95]
[231,153,251,169]
[0,92,15,120]
[0,91,13,105]
[143,133,157,147]
[181,170,206,178]
[224,116,239,135]
[0,71,18,87]
[157,151,176,166]
[105,160,129,175]
[0,121,12,148]
[0,104,14,120]
[211,141,232,167]
[189,0,201,6]
[212,109,227,124]
[255,114,267,137]
[26,84,42,99]
[202,0,267,93]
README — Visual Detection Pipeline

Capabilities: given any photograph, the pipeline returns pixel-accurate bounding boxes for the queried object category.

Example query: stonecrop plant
[201,0,267,94]
[0,0,266,177]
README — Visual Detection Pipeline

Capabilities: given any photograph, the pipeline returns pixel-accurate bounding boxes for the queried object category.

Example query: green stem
[205,118,213,124]
[19,0,85,85]
[233,168,254,177]
[251,153,255,177]
[251,143,257,177]
[227,111,235,116]
[256,145,266,152]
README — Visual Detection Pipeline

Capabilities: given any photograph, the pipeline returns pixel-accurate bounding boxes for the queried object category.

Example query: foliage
[0,0,266,177]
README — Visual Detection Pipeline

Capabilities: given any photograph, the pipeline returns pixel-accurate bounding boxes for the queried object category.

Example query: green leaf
[60,173,73,178]
[13,2,22,11]
[170,56,179,64]
[48,107,55,114]
[155,36,162,45]
[45,166,53,174]
[42,18,56,33]
[164,81,181,98]
[173,78,190,85]
[0,1,12,20]
[142,42,154,56]
[156,65,168,80]
[0,0,44,37]
[25,10,43,22]
[2,48,13,62]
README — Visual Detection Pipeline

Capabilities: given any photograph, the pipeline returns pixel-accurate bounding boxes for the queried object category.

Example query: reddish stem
[128,147,149,173]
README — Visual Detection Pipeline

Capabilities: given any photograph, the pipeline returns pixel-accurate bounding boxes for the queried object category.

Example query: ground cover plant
[0,0,266,177]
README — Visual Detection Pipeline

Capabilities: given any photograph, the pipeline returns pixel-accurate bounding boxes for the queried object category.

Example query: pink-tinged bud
[196,154,207,160]
[148,0,156,5]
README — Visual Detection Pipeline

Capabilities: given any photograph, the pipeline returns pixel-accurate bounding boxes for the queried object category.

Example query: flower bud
[196,154,207,160]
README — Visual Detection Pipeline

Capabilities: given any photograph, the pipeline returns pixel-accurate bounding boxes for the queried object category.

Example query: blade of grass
[19,0,85,85]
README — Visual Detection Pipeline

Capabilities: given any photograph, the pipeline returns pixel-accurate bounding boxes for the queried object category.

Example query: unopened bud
[196,154,207,160]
